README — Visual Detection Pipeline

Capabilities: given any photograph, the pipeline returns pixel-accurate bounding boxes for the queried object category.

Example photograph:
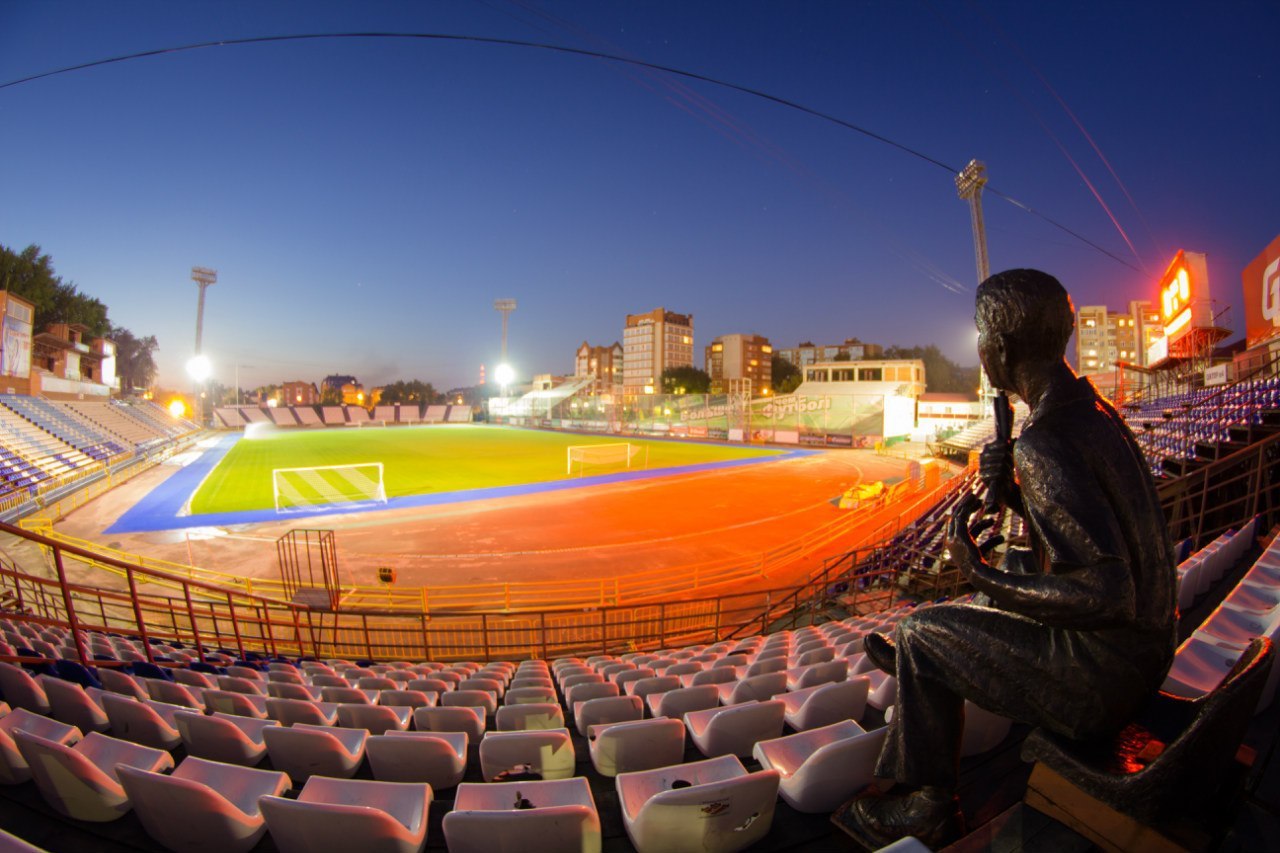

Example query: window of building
[806,369,827,382]
[831,369,854,382]
[858,367,882,381]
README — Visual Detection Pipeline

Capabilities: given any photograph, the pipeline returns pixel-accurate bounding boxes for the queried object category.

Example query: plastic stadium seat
[682,668,737,688]
[145,679,206,711]
[715,672,788,706]
[100,693,183,750]
[413,706,487,741]
[442,689,498,717]
[574,695,644,737]
[117,756,289,853]
[560,672,604,692]
[224,665,265,681]
[615,754,780,853]
[264,676,322,696]
[14,729,173,822]
[367,730,468,788]
[37,676,110,733]
[265,697,340,727]
[479,728,576,781]
[98,668,150,701]
[443,777,601,853]
[684,700,786,759]
[661,662,703,680]
[504,686,557,706]
[380,689,437,709]
[960,700,1013,756]
[337,703,412,735]
[260,776,432,853]
[356,677,399,691]
[625,675,680,700]
[0,708,82,785]
[262,722,368,783]
[588,717,686,777]
[459,677,505,698]
[267,669,305,684]
[174,710,276,766]
[320,686,378,705]
[173,669,218,690]
[495,702,565,731]
[406,678,453,696]
[1162,637,1246,698]
[217,676,267,696]
[613,668,656,693]
[202,689,269,718]
[0,662,50,715]
[743,657,789,678]
[310,674,350,688]
[508,676,554,691]
[865,671,899,711]
[784,659,848,691]
[646,684,720,719]
[793,647,836,667]
[753,719,888,812]
[566,681,618,708]
[777,677,871,731]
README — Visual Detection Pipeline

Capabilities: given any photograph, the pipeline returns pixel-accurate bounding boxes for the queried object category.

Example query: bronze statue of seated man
[834,269,1177,849]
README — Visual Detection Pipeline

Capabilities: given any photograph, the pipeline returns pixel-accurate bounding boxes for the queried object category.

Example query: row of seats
[214,404,474,429]
[1163,533,1280,712]
[0,605,1020,853]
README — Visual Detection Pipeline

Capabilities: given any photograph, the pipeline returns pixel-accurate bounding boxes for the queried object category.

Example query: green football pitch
[188,424,786,514]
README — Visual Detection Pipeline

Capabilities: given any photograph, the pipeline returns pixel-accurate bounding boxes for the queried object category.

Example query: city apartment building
[574,341,624,395]
[1076,301,1164,376]
[777,339,883,368]
[281,380,319,406]
[705,333,772,395]
[622,308,694,395]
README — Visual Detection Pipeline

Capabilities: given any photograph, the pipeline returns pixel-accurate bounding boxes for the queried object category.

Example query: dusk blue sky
[1,2,1276,392]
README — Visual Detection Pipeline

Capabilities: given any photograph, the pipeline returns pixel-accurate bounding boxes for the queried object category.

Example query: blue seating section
[0,395,124,460]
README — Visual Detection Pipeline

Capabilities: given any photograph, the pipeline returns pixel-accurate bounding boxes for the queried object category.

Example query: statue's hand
[945,493,984,580]
[979,438,1015,507]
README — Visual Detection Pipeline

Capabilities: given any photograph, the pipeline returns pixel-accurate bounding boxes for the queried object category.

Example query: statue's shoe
[863,631,896,677]
[831,788,965,851]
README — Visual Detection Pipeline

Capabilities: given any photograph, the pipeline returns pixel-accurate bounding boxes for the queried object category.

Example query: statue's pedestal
[1024,762,1208,853]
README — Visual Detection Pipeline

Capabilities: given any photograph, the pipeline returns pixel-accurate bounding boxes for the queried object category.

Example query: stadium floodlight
[167,399,186,418]
[495,362,515,395]
[186,354,212,382]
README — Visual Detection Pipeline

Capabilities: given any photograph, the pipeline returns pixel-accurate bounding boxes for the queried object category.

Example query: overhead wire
[0,29,1140,272]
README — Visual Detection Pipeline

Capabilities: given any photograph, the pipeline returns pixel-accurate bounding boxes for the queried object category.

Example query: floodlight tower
[494,299,517,364]
[190,266,217,425]
[956,160,994,400]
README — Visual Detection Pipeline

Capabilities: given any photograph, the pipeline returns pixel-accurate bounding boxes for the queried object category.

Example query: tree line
[0,243,159,392]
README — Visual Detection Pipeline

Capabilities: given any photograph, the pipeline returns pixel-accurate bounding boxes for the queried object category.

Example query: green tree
[0,243,110,335]
[319,385,342,405]
[661,365,711,394]
[110,325,159,393]
[882,344,980,394]
[378,379,441,405]
[771,355,802,394]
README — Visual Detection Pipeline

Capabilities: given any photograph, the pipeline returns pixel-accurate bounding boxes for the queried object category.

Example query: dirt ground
[46,447,920,590]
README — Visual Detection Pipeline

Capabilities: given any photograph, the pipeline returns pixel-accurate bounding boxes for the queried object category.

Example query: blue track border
[106,432,817,534]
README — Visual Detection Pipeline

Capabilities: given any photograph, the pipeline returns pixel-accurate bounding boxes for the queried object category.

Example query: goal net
[566,443,646,477]
[272,462,387,513]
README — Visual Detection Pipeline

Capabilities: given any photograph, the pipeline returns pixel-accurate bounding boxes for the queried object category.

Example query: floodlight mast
[956,160,995,401]
[494,298,517,364]
[191,266,217,424]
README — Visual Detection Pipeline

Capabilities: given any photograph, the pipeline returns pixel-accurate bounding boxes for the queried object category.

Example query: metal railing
[0,519,850,665]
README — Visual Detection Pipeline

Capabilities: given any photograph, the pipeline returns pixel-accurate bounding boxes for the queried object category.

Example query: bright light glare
[494,363,515,385]
[167,399,186,418]
[186,354,212,382]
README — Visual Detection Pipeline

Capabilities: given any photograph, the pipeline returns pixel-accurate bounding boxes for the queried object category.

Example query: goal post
[272,462,387,513]
[566,442,647,477]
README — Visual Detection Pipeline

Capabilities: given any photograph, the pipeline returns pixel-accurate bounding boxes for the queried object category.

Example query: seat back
[13,730,125,822]
[443,805,599,853]
[259,795,416,853]
[635,769,780,853]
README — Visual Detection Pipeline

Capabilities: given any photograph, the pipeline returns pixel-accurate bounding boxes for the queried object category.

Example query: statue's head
[975,269,1074,391]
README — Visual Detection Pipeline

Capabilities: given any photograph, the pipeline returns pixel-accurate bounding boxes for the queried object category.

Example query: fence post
[226,592,246,660]
[50,544,89,668]
[539,611,548,662]
[481,613,491,662]
[125,565,155,664]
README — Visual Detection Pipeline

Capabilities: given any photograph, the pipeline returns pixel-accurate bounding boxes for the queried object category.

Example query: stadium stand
[215,406,246,428]
[423,405,447,423]
[345,406,371,423]
[241,408,269,424]
[373,405,396,423]
[321,406,346,425]
[268,407,299,427]
[293,406,322,426]
[398,404,421,424]
[445,405,471,423]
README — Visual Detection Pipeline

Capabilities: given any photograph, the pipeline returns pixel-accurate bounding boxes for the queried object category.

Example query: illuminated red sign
[1243,233,1280,349]
[1157,250,1209,344]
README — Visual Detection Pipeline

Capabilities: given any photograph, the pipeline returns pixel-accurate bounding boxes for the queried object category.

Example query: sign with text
[1244,233,1280,349]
